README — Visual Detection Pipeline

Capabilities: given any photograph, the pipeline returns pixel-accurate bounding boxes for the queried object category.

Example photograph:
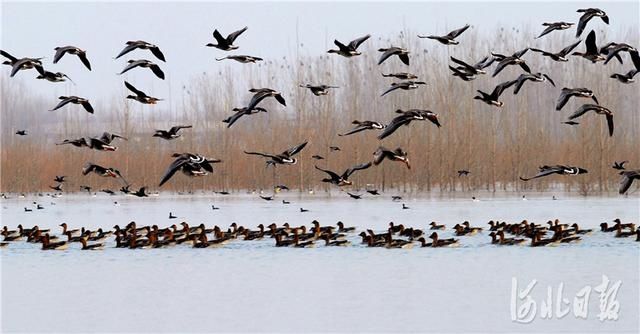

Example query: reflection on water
[1,194,638,332]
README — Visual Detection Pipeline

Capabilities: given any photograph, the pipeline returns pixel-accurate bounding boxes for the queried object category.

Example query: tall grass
[1,27,638,194]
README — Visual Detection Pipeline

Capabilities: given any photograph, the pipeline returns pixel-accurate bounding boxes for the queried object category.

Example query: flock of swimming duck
[1,217,637,250]
[2,7,639,197]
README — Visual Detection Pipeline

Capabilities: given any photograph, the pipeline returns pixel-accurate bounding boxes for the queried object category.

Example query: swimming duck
[34,65,74,83]
[426,232,458,247]
[556,87,599,110]
[496,230,526,245]
[50,96,94,114]
[530,40,581,62]
[373,147,410,169]
[322,234,350,246]
[327,34,371,57]
[314,162,372,186]
[119,59,165,79]
[512,73,555,94]
[535,22,575,39]
[246,88,286,110]
[153,125,192,140]
[159,153,221,187]
[336,221,355,233]
[567,104,614,136]
[569,223,592,235]
[520,165,588,181]
[618,169,639,195]
[53,46,91,70]
[530,232,555,247]
[377,47,410,65]
[206,26,248,50]
[42,234,68,250]
[402,204,410,210]
[244,141,308,166]
[378,109,440,140]
[338,120,385,136]
[299,84,339,96]
[125,81,162,104]
[429,222,445,230]
[418,24,470,45]
[222,106,268,128]
[382,72,418,80]
[380,81,426,97]
[572,30,605,63]
[216,55,263,63]
[473,80,517,107]
[115,40,166,61]
[300,208,309,212]
[384,231,413,249]
[576,8,609,38]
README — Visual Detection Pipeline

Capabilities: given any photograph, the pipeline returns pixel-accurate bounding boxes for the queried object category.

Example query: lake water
[1,193,638,333]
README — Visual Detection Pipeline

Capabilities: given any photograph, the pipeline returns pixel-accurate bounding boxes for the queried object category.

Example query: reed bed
[1,27,638,194]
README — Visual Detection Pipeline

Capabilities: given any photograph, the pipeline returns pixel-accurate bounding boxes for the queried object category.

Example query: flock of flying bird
[1,217,637,250]
[2,7,639,197]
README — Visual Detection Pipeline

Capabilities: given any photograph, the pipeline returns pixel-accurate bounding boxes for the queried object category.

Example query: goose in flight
[7,56,43,77]
[530,40,581,62]
[153,125,192,140]
[35,65,74,84]
[119,59,165,79]
[82,163,128,184]
[418,24,470,45]
[612,161,628,170]
[382,72,418,80]
[474,80,517,107]
[215,55,263,63]
[378,109,440,140]
[568,104,614,136]
[492,48,531,77]
[327,34,371,57]
[380,81,426,97]
[125,81,162,104]
[450,56,489,75]
[246,88,286,110]
[610,69,638,84]
[338,120,385,136]
[618,170,639,195]
[244,141,308,166]
[555,88,598,111]
[572,30,605,63]
[378,47,410,65]
[314,162,372,186]
[512,73,555,94]
[222,106,267,128]
[206,26,248,50]
[159,153,221,187]
[299,84,339,96]
[603,43,637,65]
[535,22,574,39]
[53,46,91,70]
[50,96,94,114]
[115,40,166,62]
[373,147,410,169]
[520,165,588,181]
[15,130,27,136]
[576,8,609,38]
[86,132,127,151]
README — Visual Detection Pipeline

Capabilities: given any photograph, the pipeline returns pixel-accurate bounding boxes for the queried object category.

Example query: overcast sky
[1,1,638,108]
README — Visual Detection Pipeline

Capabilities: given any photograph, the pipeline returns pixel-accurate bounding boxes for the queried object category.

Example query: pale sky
[1,1,638,108]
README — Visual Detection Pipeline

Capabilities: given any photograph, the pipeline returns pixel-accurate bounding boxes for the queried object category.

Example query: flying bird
[299,84,339,96]
[492,48,531,77]
[612,161,628,170]
[618,170,639,195]
[222,106,267,128]
[530,40,581,62]
[378,47,410,65]
[82,163,128,184]
[568,104,614,136]
[535,22,574,39]
[314,162,372,186]
[556,88,598,111]
[15,130,27,136]
[35,65,74,84]
[418,24,470,45]
[119,59,165,79]
[520,165,588,181]
[159,153,221,187]
[244,141,308,166]
[373,147,411,169]
[206,26,248,50]
[380,81,426,97]
[572,30,605,63]
[327,34,371,57]
[115,40,166,62]
[474,80,517,107]
[50,96,94,114]
[125,81,162,104]
[246,88,286,110]
[338,120,385,136]
[153,125,193,140]
[512,73,555,94]
[378,109,441,140]
[382,72,418,80]
[215,55,263,63]
[53,46,91,70]
[576,8,609,38]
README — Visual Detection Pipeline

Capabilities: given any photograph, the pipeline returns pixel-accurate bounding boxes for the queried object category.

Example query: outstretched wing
[50,97,73,111]
[150,46,166,62]
[380,84,402,97]
[492,80,517,98]
[149,64,165,79]
[343,162,373,179]
[559,40,581,56]
[115,43,139,59]
[619,172,636,194]
[338,125,367,136]
[119,60,143,75]
[124,81,145,97]
[372,147,390,166]
[556,89,572,111]
[284,141,308,157]
[314,165,340,180]
[244,151,279,160]
[606,114,614,137]
[227,26,249,43]
[519,166,562,181]
[159,158,188,187]
[0,49,18,62]
[584,30,598,54]
[576,12,596,37]
[348,34,371,50]
[446,24,470,39]
[568,104,596,120]
[378,116,411,140]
